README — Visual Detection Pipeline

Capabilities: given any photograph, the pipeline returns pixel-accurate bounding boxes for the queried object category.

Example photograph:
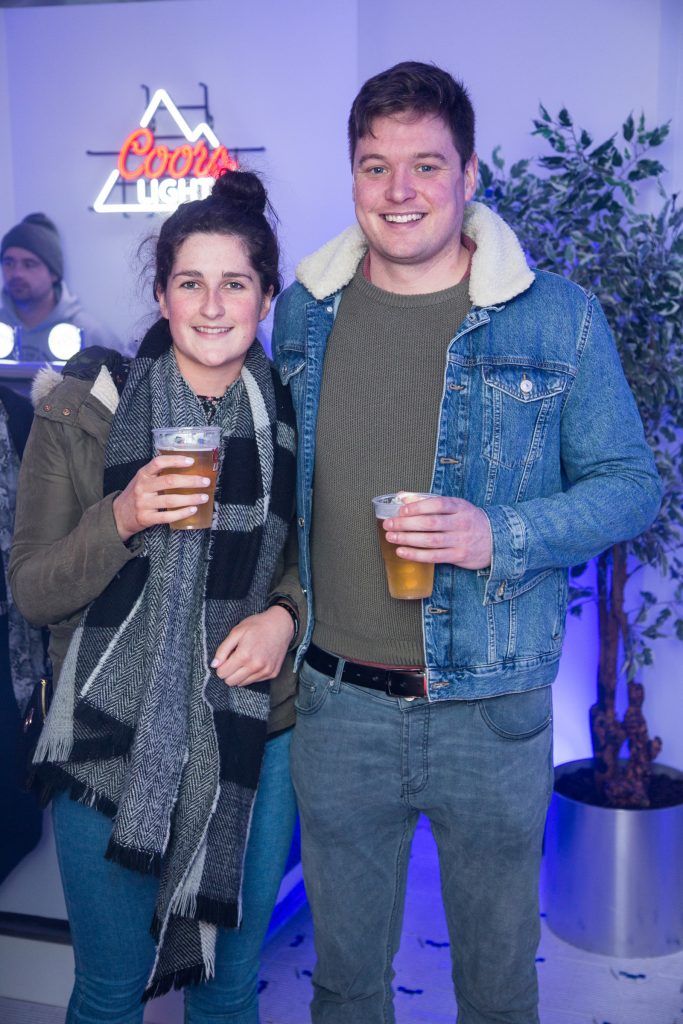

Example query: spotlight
[48,324,83,362]
[0,323,17,360]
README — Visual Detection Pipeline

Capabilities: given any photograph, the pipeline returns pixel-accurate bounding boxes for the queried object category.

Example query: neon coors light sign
[91,85,262,214]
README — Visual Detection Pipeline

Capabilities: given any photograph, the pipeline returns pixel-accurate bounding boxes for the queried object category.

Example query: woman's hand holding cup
[112,454,211,542]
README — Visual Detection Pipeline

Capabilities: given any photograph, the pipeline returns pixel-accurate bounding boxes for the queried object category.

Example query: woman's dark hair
[348,61,475,169]
[153,169,281,300]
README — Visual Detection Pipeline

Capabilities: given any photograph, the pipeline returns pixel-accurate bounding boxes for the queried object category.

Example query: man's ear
[464,153,479,202]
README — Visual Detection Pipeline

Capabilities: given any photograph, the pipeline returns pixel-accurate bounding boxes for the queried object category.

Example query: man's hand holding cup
[382,493,492,571]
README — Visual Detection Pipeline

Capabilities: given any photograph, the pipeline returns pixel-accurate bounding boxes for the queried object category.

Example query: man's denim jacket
[272,202,662,701]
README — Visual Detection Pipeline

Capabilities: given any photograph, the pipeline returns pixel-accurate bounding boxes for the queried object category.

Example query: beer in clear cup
[153,427,221,530]
[372,492,435,600]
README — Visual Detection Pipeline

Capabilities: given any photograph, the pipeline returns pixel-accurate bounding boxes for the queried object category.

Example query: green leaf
[539,103,551,122]
[676,619,683,641]
[533,124,553,140]
[510,159,530,178]
[622,113,634,141]
[492,145,505,170]
[479,162,493,189]
[558,108,572,127]
[628,159,665,181]
[590,137,616,162]
[539,156,566,169]
[580,129,592,149]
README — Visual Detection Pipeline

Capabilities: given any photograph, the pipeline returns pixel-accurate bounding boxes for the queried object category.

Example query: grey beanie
[1,213,64,281]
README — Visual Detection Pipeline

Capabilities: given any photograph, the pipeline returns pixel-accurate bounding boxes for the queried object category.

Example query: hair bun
[212,170,267,215]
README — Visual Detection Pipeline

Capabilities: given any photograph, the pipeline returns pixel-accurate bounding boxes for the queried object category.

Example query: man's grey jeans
[292,656,554,1024]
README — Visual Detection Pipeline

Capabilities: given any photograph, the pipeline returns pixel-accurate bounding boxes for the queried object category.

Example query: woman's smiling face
[158,232,272,393]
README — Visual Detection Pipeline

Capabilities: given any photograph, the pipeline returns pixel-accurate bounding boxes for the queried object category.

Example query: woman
[9,170,301,1023]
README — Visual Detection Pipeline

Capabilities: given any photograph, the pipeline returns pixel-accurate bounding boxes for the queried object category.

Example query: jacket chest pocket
[276,344,306,404]
[481,364,570,469]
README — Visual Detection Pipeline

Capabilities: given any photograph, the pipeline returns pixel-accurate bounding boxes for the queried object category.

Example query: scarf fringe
[33,730,73,766]
[142,963,208,1003]
[31,763,118,817]
[105,837,162,877]
[195,894,239,929]
[149,894,238,936]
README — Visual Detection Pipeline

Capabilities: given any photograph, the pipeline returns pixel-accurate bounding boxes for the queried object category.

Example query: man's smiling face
[352,112,477,281]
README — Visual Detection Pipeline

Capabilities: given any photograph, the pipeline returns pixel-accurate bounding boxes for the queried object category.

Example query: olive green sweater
[311,266,472,665]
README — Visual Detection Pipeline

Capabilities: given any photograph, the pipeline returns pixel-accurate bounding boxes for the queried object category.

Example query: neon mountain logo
[92,88,240,214]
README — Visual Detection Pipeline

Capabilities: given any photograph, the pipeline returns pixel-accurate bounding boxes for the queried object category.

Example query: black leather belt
[305,643,426,699]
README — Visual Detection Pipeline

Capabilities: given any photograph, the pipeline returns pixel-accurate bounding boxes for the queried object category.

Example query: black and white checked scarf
[33,319,296,999]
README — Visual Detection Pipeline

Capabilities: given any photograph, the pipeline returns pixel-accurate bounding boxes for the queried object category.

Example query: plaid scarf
[33,319,296,999]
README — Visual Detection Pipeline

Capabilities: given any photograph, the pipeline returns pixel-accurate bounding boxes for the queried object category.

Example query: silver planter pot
[541,758,683,957]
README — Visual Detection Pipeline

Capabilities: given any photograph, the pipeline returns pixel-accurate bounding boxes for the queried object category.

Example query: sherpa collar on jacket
[295,200,534,308]
[31,363,120,414]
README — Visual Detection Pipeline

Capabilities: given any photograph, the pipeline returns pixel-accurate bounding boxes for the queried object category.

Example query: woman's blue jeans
[52,729,296,1024]
[292,659,554,1024]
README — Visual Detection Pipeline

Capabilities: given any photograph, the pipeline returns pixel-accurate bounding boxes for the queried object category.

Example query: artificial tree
[479,108,683,808]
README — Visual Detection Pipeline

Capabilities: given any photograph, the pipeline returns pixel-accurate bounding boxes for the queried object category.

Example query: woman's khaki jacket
[8,366,297,734]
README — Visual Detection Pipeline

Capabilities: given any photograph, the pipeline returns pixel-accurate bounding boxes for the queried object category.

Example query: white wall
[0,15,15,232]
[359,0,679,190]
[2,0,358,346]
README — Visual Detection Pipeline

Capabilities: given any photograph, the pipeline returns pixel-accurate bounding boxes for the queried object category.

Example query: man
[1,212,119,361]
[272,62,661,1024]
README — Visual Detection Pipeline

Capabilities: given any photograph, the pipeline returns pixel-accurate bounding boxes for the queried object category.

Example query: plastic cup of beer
[372,492,435,600]
[153,427,221,530]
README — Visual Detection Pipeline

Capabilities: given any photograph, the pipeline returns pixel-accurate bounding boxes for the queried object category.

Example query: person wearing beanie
[1,213,120,361]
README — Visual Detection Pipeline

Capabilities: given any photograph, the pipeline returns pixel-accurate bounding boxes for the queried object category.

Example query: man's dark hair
[348,61,475,168]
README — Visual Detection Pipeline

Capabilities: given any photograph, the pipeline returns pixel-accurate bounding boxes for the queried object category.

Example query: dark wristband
[267,593,300,650]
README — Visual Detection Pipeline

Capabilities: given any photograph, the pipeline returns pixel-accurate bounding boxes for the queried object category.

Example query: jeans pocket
[295,660,331,716]
[477,685,552,740]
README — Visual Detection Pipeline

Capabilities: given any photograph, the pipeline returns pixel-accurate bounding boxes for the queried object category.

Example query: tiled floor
[2,815,682,1022]
[257,817,683,1024]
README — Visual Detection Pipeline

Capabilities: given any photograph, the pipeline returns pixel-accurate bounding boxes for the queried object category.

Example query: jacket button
[62,408,72,416]
[298,516,305,528]
[43,403,52,411]
[520,378,533,395]
[326,305,333,313]
[496,582,506,598]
